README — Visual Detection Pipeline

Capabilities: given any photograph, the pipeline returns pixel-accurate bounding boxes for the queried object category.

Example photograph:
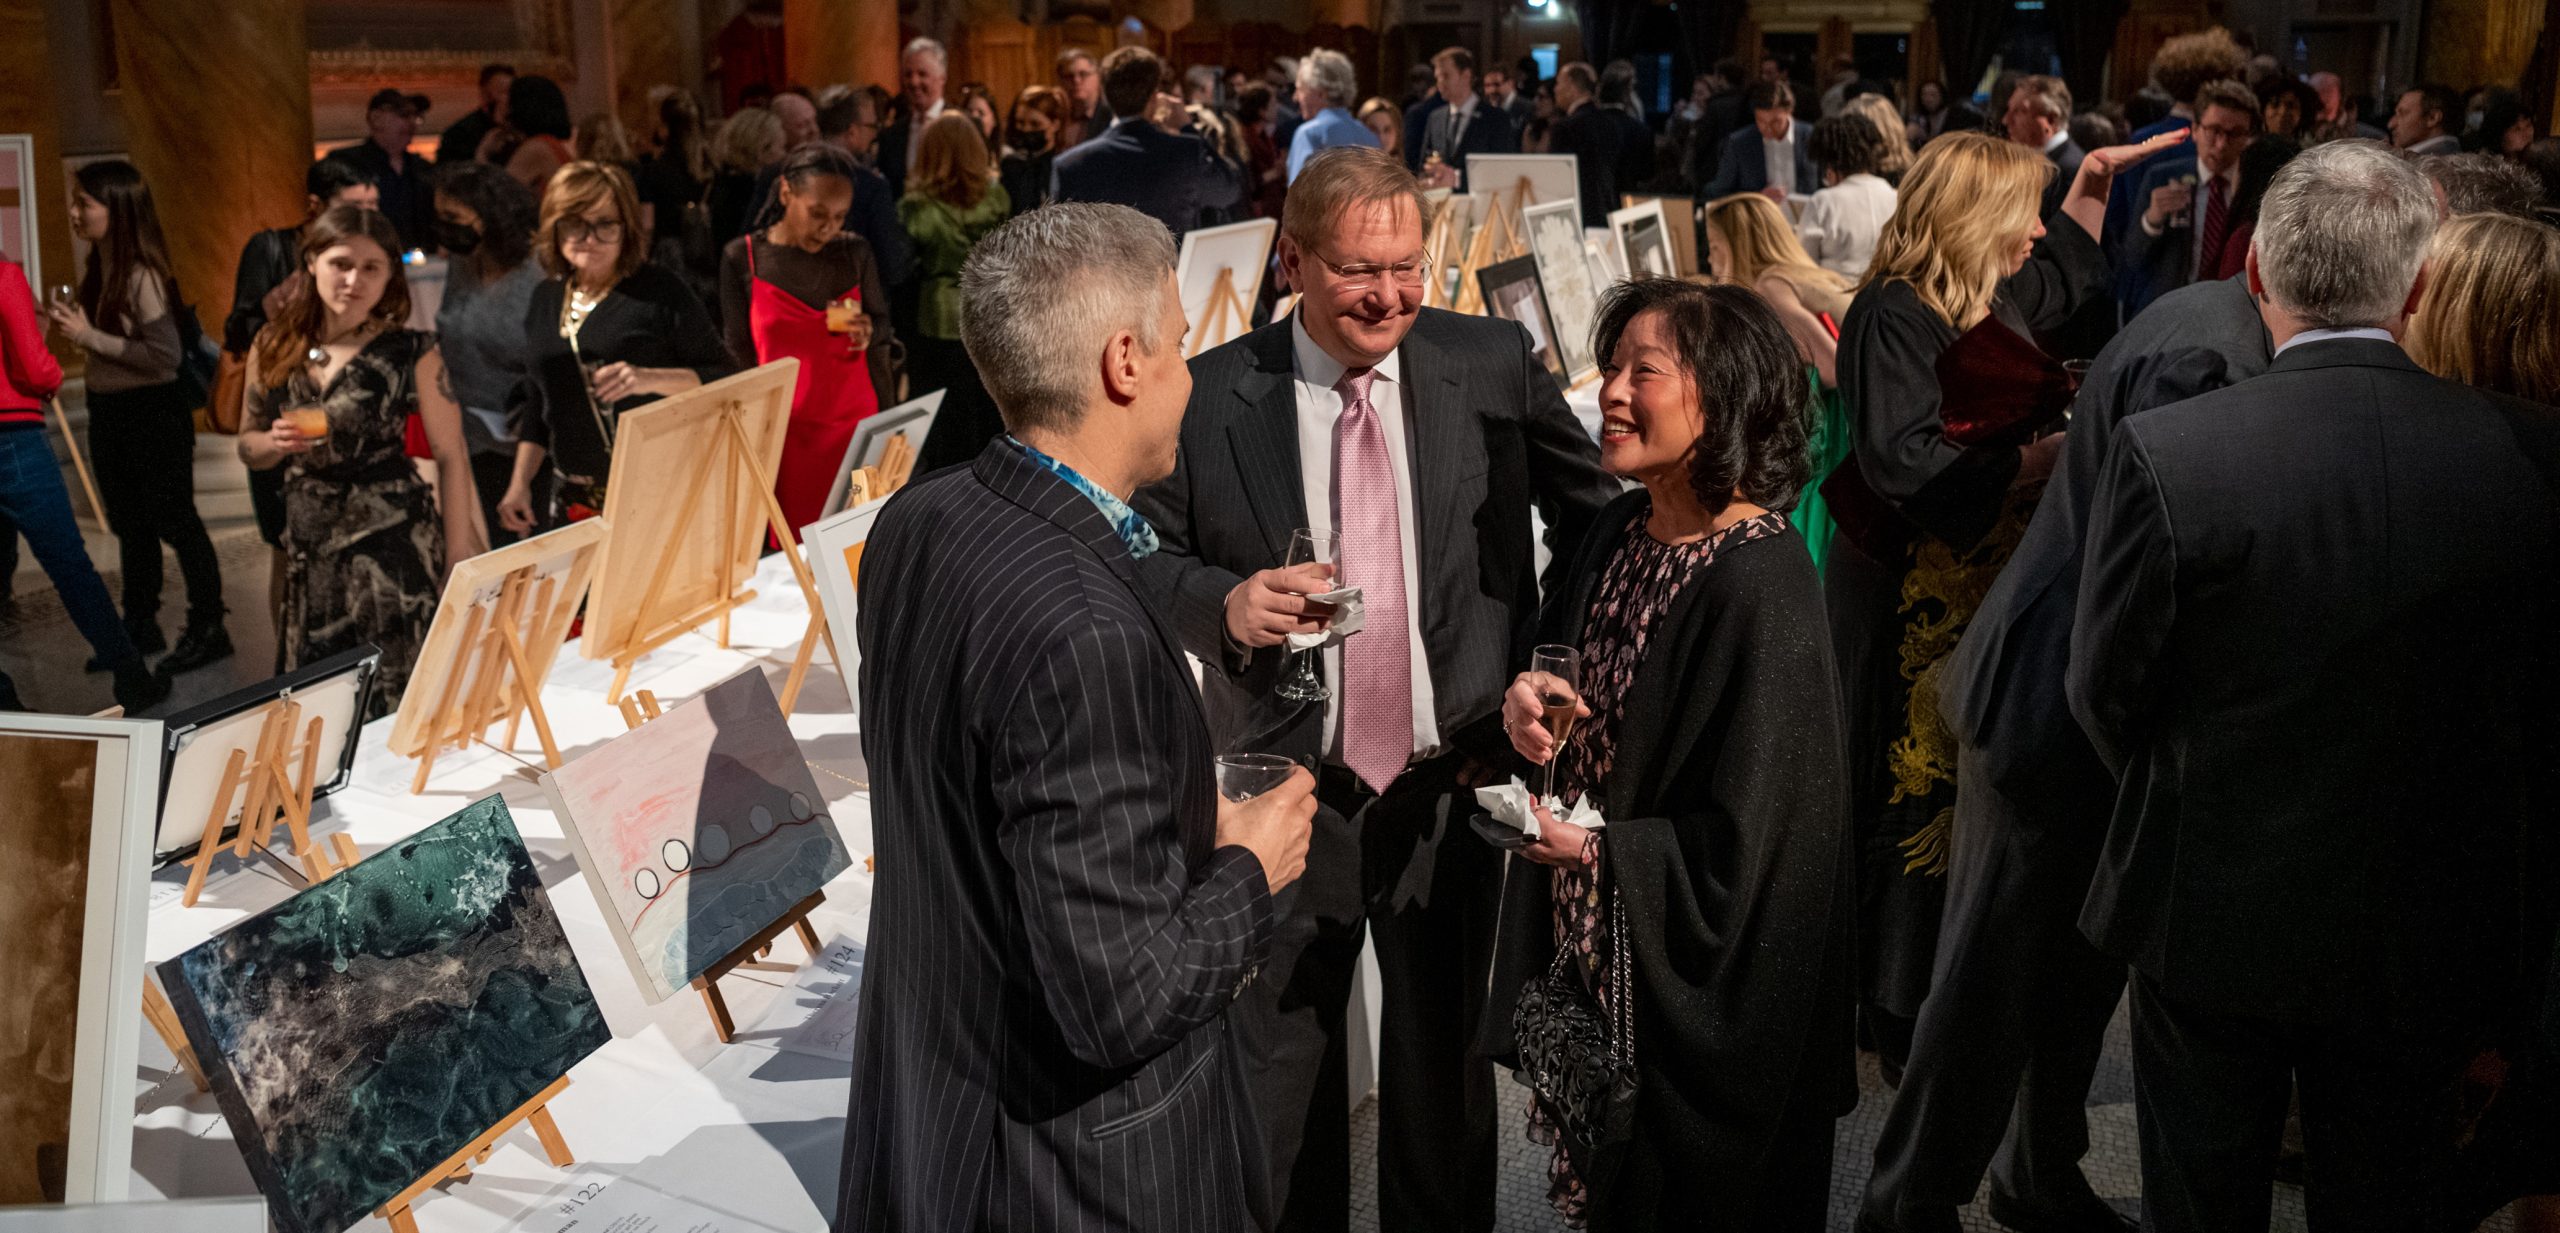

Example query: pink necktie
[1335,367,1412,795]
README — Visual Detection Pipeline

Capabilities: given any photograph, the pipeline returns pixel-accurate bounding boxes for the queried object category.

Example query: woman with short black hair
[1483,278,1857,1231]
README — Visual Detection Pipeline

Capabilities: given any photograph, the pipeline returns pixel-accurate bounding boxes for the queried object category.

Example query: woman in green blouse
[899,113,1011,475]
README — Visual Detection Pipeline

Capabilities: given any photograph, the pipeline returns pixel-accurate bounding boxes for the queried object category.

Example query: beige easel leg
[139,979,207,1091]
[716,408,839,716]
[181,748,250,907]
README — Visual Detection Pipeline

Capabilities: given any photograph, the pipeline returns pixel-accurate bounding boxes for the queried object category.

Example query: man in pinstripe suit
[1135,147,1617,1233]
[841,202,1318,1232]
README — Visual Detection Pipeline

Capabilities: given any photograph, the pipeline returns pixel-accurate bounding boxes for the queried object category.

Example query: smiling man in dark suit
[840,202,1317,1233]
[1702,79,1821,202]
[1135,146,1615,1233]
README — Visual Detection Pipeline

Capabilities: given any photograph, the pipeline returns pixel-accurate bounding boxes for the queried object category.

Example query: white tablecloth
[133,552,868,1233]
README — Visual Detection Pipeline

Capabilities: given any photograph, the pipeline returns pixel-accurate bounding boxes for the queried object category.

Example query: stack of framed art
[0,715,161,1209]
[539,668,852,1042]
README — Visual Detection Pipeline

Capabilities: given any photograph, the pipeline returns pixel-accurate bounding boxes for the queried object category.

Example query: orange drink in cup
[284,408,330,439]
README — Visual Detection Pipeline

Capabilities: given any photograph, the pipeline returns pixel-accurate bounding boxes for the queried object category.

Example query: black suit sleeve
[225,232,280,354]
[1703,129,1746,199]
[1130,438,1253,678]
[2067,424,2179,772]
[991,620,1274,1070]
[2002,215,2111,333]
[1838,291,2021,549]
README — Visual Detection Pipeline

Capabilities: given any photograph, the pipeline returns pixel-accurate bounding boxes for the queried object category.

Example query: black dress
[510,261,733,522]
[1483,492,1859,1233]
[1824,221,2109,1066]
[247,328,444,718]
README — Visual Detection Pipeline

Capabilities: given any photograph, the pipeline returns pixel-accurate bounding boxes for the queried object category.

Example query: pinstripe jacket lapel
[973,439,1194,680]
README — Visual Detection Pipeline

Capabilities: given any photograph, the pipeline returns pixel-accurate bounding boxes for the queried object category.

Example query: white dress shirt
[1763,128,1797,196]
[2138,158,2241,283]
[1795,172,1896,278]
[905,98,947,173]
[2043,129,2071,156]
[1290,314,1442,763]
[2273,325,2396,357]
[1439,93,1479,156]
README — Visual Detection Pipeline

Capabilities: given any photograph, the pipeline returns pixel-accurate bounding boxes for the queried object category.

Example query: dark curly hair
[1590,279,1810,515]
[1808,111,1887,179]
[431,158,538,271]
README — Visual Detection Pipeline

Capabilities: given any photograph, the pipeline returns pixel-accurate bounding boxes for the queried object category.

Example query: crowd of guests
[1,26,2557,1233]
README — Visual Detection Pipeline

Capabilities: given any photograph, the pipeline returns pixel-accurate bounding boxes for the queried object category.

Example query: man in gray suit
[1136,146,1617,1233]
[840,202,1317,1233]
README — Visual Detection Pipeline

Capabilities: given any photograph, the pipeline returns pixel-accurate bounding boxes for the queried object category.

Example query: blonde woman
[1846,92,1915,183]
[898,114,1010,473]
[1825,127,2181,1081]
[706,107,786,246]
[2409,213,2560,406]
[1707,191,1855,574]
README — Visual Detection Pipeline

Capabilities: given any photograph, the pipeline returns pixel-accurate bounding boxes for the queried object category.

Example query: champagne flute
[1530,644,1582,805]
[1215,752,1296,802]
[1273,528,1339,704]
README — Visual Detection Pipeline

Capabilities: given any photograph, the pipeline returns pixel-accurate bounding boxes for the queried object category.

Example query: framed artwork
[1464,153,1582,236]
[0,1200,268,1232]
[0,714,164,1206]
[805,496,889,722]
[388,518,607,763]
[1584,229,1627,288]
[1523,199,1600,385]
[1476,256,1567,389]
[158,795,608,1233]
[538,669,852,1003]
[1609,200,1678,283]
[1177,218,1277,356]
[822,389,945,524]
[1622,194,1698,276]
[0,135,38,294]
[155,647,380,865]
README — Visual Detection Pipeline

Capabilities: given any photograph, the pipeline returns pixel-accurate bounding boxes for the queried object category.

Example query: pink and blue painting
[540,668,850,1003]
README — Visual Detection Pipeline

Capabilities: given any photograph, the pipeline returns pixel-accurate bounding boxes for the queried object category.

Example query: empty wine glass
[1273,527,1340,704]
[1530,644,1582,804]
[1215,753,1296,802]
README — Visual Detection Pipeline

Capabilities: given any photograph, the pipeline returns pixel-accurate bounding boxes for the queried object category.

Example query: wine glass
[1273,528,1340,704]
[1530,644,1582,804]
[1215,752,1296,802]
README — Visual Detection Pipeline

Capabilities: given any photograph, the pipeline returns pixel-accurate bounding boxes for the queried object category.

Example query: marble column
[608,0,693,139]
[785,0,899,93]
[0,0,76,307]
[106,0,309,335]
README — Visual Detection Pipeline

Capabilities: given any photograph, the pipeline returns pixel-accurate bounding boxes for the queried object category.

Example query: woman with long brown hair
[898,113,1010,473]
[1825,127,2179,1090]
[238,204,483,716]
[45,159,230,674]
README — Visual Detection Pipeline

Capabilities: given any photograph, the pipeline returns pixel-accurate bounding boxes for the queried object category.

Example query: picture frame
[1476,255,1568,389]
[155,646,380,865]
[823,389,946,524]
[1609,200,1678,283]
[1464,153,1582,238]
[1522,198,1601,386]
[805,495,890,724]
[0,713,164,1206]
[0,135,39,294]
[1622,194,1698,277]
[1585,228,1627,288]
[1176,218,1277,357]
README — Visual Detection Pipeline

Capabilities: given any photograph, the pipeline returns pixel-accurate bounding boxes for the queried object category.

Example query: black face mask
[433,218,482,256]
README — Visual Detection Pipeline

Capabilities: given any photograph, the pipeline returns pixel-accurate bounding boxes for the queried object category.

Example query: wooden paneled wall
[951,16,1388,114]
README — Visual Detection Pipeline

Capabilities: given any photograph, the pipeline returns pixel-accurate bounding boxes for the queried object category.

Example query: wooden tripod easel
[179,699,358,907]
[603,400,836,713]
[1421,196,1465,310]
[1183,266,1255,358]
[140,979,206,1092]
[374,1075,577,1233]
[776,435,912,713]
[45,394,107,528]
[406,566,572,794]
[616,691,827,1042]
[1451,176,1536,315]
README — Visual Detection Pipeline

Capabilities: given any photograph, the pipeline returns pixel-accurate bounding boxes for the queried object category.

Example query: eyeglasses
[2196,124,2256,142]
[1308,249,1428,293]
[558,217,625,244]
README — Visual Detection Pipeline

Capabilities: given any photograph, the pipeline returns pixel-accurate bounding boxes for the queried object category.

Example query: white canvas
[1584,227,1627,287]
[805,496,889,727]
[1464,153,1581,232]
[1177,218,1276,356]
[0,714,161,1206]
[1608,200,1677,283]
[824,388,946,521]
[154,651,375,863]
[1524,199,1600,384]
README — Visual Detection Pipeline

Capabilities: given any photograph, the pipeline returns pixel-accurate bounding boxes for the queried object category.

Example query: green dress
[1795,366,1851,577]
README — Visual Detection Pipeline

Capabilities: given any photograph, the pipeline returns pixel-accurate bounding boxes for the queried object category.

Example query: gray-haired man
[838,202,1317,1233]
[2069,140,2560,1231]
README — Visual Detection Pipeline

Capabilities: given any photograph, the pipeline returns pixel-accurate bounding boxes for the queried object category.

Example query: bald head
[773,93,818,148]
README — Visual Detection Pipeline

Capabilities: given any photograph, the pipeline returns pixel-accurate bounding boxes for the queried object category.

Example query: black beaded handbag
[1512,887,1639,1186]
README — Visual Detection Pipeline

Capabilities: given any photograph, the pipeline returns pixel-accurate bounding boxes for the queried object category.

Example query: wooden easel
[1451,176,1536,315]
[139,979,206,1092]
[179,698,358,907]
[1421,196,1464,310]
[375,1075,576,1233]
[602,398,837,713]
[1183,267,1254,358]
[776,435,913,712]
[616,693,827,1042]
[406,565,572,794]
[45,394,107,528]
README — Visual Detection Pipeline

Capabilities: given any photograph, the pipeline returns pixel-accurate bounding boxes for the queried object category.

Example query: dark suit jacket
[1684,90,1750,194]
[1701,122,1820,200]
[875,106,927,200]
[1939,274,2267,818]
[2038,137,2086,219]
[1549,104,1627,226]
[2068,338,2560,1026]
[1132,309,1618,773]
[1050,117,1246,241]
[1402,94,1444,172]
[1418,99,1519,188]
[2109,154,2228,317]
[842,439,1278,1232]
